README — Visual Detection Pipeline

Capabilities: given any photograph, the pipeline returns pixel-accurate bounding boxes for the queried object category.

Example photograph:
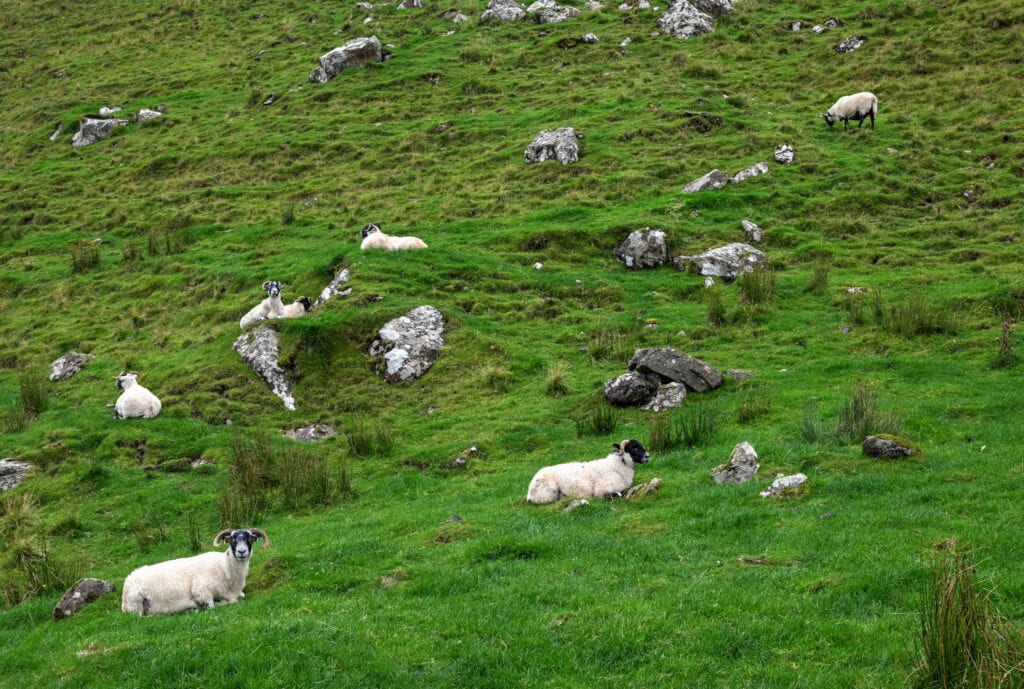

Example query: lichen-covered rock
[673,242,766,282]
[657,0,714,39]
[712,442,760,484]
[71,117,129,147]
[480,0,526,22]
[835,35,867,53]
[625,477,661,500]
[525,127,580,165]
[628,347,722,392]
[741,220,763,243]
[760,473,808,498]
[603,371,660,406]
[313,267,352,308]
[774,143,795,164]
[310,36,383,83]
[681,169,730,193]
[641,383,687,412]
[691,0,733,17]
[582,32,600,43]
[398,0,423,7]
[862,434,918,459]
[731,161,769,184]
[368,306,445,383]
[233,325,296,410]
[53,578,116,621]
[532,3,580,22]
[49,352,94,381]
[0,459,33,492]
[284,424,338,441]
[615,228,667,269]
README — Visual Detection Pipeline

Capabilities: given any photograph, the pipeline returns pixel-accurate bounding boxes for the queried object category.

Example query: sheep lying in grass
[280,296,313,318]
[822,92,878,130]
[240,281,285,329]
[360,222,427,250]
[121,528,269,616]
[526,439,651,504]
[113,371,162,419]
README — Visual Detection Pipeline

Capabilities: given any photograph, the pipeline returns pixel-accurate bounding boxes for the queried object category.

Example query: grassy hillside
[2,0,1023,686]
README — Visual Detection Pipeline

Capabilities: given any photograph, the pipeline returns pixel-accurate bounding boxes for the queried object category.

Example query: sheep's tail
[526,471,560,505]
[871,95,878,116]
[121,581,146,615]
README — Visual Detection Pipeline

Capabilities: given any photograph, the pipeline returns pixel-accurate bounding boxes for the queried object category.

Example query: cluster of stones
[64,106,165,148]
[604,347,722,411]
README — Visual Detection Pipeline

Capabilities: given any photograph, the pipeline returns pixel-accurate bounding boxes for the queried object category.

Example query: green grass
[2,0,1024,686]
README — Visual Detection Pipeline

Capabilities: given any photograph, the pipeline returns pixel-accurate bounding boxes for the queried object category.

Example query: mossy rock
[862,434,921,459]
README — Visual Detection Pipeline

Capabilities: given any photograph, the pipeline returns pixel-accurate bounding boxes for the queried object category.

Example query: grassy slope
[1,0,1024,686]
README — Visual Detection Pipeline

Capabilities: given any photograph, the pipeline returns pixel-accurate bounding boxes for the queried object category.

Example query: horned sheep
[113,371,162,419]
[121,528,269,616]
[526,439,651,504]
[360,223,428,250]
[822,91,878,130]
[240,281,286,329]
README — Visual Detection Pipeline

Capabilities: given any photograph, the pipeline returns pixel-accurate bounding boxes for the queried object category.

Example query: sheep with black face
[822,92,878,130]
[359,222,428,250]
[240,281,286,329]
[113,371,162,419]
[526,439,651,504]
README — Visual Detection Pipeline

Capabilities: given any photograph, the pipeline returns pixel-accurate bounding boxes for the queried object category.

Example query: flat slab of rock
[682,169,730,193]
[760,472,808,498]
[285,424,338,441]
[368,306,445,383]
[673,242,766,282]
[625,477,661,500]
[0,459,33,492]
[49,352,94,381]
[863,435,918,459]
[658,0,714,39]
[525,127,580,165]
[310,36,383,83]
[741,220,763,243]
[53,578,115,621]
[615,228,667,269]
[713,441,760,484]
[71,117,130,147]
[233,325,296,410]
[731,161,769,184]
[314,267,352,308]
[629,347,722,392]
[604,370,660,406]
[641,382,687,412]
[481,0,526,22]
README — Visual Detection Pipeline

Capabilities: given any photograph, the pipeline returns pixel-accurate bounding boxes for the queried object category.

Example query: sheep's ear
[612,443,621,451]
[262,281,270,290]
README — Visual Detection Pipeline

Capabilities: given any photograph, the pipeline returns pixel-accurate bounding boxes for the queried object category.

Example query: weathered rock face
[49,352,93,381]
[713,441,760,484]
[741,220,763,243]
[615,228,667,269]
[313,267,352,308]
[760,473,808,498]
[774,143,795,164]
[641,382,687,412]
[582,32,600,43]
[530,1,580,22]
[525,127,580,165]
[310,36,383,83]
[233,325,296,410]
[0,459,33,492]
[691,0,733,17]
[628,347,722,392]
[71,117,130,147]
[657,0,714,39]
[398,0,422,7]
[480,0,526,22]
[731,161,769,184]
[673,243,766,282]
[285,424,338,441]
[835,35,867,53]
[603,371,661,406]
[135,108,163,122]
[53,578,115,621]
[368,306,445,383]
[863,435,917,459]
[625,477,661,500]
[681,169,730,193]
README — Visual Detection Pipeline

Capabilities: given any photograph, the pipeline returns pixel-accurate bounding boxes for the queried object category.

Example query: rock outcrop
[310,36,384,83]
[233,325,296,410]
[615,228,667,269]
[658,0,715,39]
[53,578,116,621]
[629,347,722,392]
[49,352,93,381]
[712,442,760,484]
[368,306,445,383]
[525,127,581,165]
[480,0,526,22]
[673,243,766,282]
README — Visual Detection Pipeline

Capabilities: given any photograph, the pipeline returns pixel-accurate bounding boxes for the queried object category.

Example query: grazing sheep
[113,371,162,419]
[360,223,428,250]
[121,528,269,616]
[526,439,651,505]
[280,296,313,318]
[822,92,878,130]
[240,281,285,329]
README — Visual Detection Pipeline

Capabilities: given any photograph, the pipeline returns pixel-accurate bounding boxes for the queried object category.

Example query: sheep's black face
[115,373,136,389]
[822,113,835,128]
[360,223,381,238]
[264,281,282,298]
[227,530,258,561]
[300,296,313,311]
[622,439,650,465]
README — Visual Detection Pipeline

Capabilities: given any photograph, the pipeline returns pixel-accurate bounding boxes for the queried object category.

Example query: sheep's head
[299,296,313,312]
[360,222,382,238]
[822,112,835,128]
[214,528,269,561]
[262,281,283,297]
[114,371,140,389]
[614,439,651,465]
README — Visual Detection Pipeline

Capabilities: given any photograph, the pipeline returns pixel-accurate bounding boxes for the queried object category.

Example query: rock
[862,434,918,459]
[398,0,422,7]
[618,0,650,9]
[628,347,722,392]
[691,0,733,17]
[584,0,603,7]
[355,2,373,9]
[760,473,808,498]
[673,242,766,282]
[603,371,661,406]
[284,424,338,441]
[641,383,687,412]
[563,498,589,512]
[835,35,867,53]
[615,228,667,269]
[99,106,122,116]
[741,220,763,243]
[657,0,714,39]
[824,17,841,28]
[774,143,795,164]
[53,579,116,621]
[135,108,163,122]
[232,325,296,410]
[525,127,581,165]
[262,93,278,105]
[368,306,445,383]
[71,117,129,147]
[625,477,661,500]
[712,441,760,484]
[450,445,479,468]
[582,33,600,43]
[789,21,801,30]
[443,9,469,21]
[811,24,826,33]
[49,352,94,381]
[731,161,769,184]
[532,3,580,22]
[480,0,526,22]
[49,122,63,142]
[309,36,383,83]
[0,459,33,492]
[727,369,755,381]
[681,169,730,193]
[313,267,352,308]
[703,276,715,289]
[527,0,556,9]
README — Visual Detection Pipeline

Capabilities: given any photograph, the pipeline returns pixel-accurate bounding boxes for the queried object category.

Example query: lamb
[240,281,285,329]
[280,296,313,318]
[121,528,269,616]
[526,439,651,505]
[113,371,162,419]
[822,91,878,130]
[360,222,428,250]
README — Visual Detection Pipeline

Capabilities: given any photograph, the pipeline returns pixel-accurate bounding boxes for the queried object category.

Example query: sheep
[121,528,269,616]
[280,296,313,318]
[526,439,651,505]
[240,281,285,329]
[822,92,878,130]
[113,371,162,419]
[360,222,428,251]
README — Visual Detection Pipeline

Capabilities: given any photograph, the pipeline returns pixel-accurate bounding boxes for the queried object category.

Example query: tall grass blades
[3,373,48,432]
[1,536,76,608]
[218,434,275,525]
[574,400,618,437]
[835,384,902,444]
[705,286,726,327]
[799,403,828,443]
[545,361,570,397]
[646,400,719,453]
[991,321,1019,368]
[737,268,775,305]
[883,293,960,337]
[344,419,395,458]
[70,240,99,273]
[279,446,353,510]
[736,380,775,424]
[804,259,831,295]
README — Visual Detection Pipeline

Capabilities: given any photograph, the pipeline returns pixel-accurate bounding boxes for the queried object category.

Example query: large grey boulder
[233,325,296,410]
[481,0,526,22]
[603,371,661,406]
[712,442,760,484]
[641,383,687,412]
[691,0,733,17]
[657,0,714,39]
[0,459,33,492]
[681,169,730,193]
[368,306,445,383]
[71,117,130,147]
[615,228,667,269]
[53,578,116,621]
[731,161,769,184]
[49,352,94,381]
[310,36,383,83]
[673,242,766,282]
[628,347,722,392]
[525,127,580,165]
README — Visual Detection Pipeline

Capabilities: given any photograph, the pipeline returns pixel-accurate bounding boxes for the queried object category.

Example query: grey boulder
[525,127,581,165]
[53,578,116,621]
[615,228,667,269]
[310,36,383,83]
[368,306,445,383]
[628,347,722,392]
[673,242,766,282]
[657,0,714,39]
[603,371,661,406]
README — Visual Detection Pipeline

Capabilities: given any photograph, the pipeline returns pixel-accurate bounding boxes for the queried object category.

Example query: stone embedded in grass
[629,347,723,392]
[681,169,730,193]
[582,32,599,43]
[625,477,661,500]
[604,371,661,406]
[615,228,667,269]
[284,424,338,441]
[673,242,766,282]
[641,382,687,412]
[0,458,33,492]
[368,305,445,383]
[53,578,115,621]
[71,116,130,147]
[49,351,94,381]
[525,127,581,165]
[713,441,760,484]
[49,122,63,142]
[774,143,795,164]
[657,0,714,39]
[135,107,164,122]
[309,36,383,83]
[862,434,919,459]
[233,324,296,410]
[731,161,769,184]
[397,0,422,8]
[835,35,867,53]
[530,2,581,23]
[759,472,808,498]
[691,0,733,18]
[741,220,763,243]
[480,0,526,22]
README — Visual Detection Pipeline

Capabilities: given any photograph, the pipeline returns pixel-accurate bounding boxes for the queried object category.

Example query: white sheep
[280,296,313,318]
[526,439,651,504]
[113,371,162,419]
[121,528,269,616]
[822,92,878,130]
[240,281,286,329]
[360,222,428,250]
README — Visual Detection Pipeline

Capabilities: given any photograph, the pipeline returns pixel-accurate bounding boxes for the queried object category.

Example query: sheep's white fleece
[121,550,250,616]
[114,373,161,419]
[279,297,312,318]
[240,282,286,329]
[824,92,877,129]
[526,440,649,504]
[360,226,427,251]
